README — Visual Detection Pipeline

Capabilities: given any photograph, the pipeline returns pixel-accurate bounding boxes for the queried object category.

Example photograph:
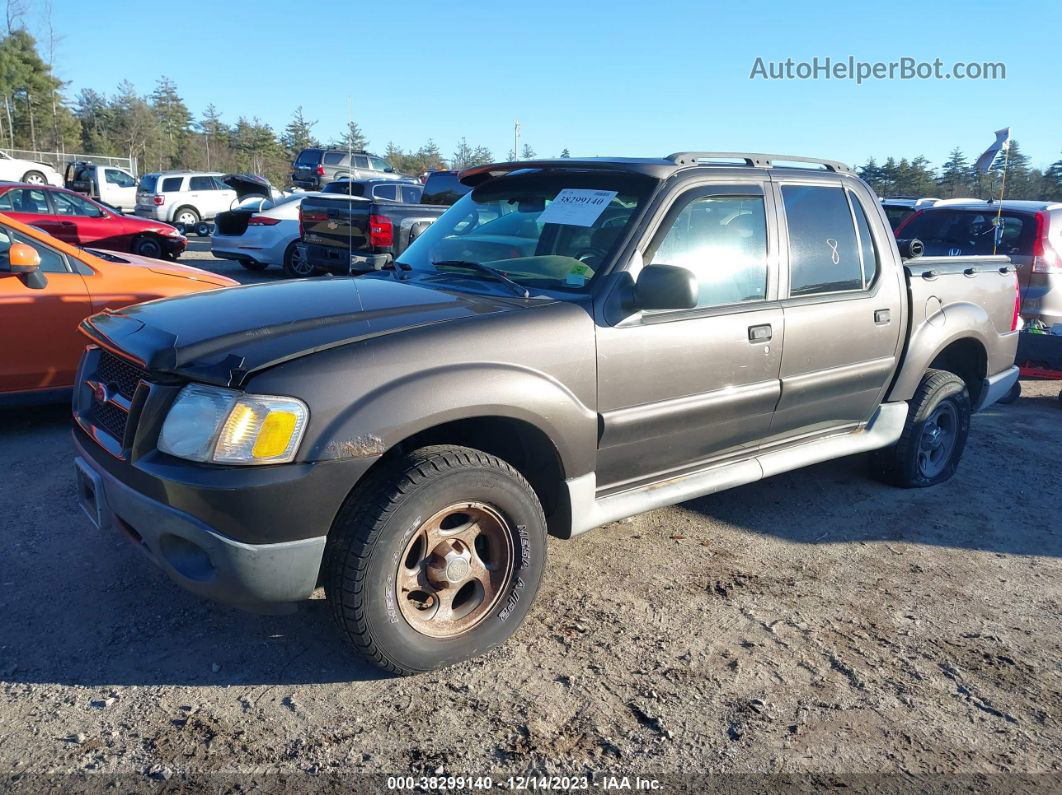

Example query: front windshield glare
[398,172,654,292]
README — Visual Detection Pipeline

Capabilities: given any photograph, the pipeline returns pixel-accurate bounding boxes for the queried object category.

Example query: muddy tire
[132,235,164,259]
[282,241,314,278]
[324,445,547,675]
[872,369,971,488]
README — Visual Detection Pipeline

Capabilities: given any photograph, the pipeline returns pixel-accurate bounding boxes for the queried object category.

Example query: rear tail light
[315,165,325,176]
[893,209,922,237]
[1030,211,1062,273]
[369,214,393,248]
[299,210,327,238]
[247,215,281,226]
[153,194,165,206]
[1011,275,1021,331]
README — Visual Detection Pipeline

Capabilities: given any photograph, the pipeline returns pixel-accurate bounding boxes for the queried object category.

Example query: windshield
[397,171,655,293]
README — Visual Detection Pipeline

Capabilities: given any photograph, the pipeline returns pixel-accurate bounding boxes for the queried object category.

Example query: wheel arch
[887,302,993,406]
[171,204,200,224]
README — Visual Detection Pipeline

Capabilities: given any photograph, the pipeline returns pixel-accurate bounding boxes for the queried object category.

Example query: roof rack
[666,152,852,174]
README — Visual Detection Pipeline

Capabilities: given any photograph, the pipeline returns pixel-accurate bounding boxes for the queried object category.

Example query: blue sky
[41,0,1062,169]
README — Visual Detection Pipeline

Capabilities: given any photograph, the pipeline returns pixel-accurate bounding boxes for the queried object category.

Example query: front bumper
[75,450,325,608]
[73,426,376,608]
[163,237,187,257]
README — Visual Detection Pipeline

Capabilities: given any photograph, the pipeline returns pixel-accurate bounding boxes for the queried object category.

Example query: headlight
[158,384,308,465]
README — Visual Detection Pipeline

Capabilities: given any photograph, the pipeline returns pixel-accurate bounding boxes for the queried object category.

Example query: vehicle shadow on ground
[0,405,392,688]
[679,398,1062,559]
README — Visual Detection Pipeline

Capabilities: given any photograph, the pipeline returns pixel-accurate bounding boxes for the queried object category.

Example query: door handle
[748,324,772,342]
[874,309,891,324]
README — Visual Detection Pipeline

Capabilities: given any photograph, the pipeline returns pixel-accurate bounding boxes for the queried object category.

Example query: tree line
[1,18,1059,197]
[858,142,1062,202]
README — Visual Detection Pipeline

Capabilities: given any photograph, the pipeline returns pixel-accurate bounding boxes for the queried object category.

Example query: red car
[0,182,186,259]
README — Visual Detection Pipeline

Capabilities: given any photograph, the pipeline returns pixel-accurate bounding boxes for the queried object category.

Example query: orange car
[0,213,236,403]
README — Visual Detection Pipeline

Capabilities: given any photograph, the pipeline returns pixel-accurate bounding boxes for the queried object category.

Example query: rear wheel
[282,241,314,278]
[21,170,46,185]
[324,445,547,675]
[132,235,164,259]
[239,259,269,272]
[173,207,200,228]
[872,369,971,488]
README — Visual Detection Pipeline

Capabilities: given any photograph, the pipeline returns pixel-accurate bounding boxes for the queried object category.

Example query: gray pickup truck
[72,152,1019,675]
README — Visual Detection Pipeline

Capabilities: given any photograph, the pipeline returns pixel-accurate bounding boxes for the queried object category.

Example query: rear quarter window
[323,152,346,166]
[161,176,184,192]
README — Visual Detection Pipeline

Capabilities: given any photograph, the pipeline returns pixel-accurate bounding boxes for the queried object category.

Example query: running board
[566,402,908,536]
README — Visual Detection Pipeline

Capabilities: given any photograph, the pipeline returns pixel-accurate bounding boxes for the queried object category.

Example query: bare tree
[5,0,28,34]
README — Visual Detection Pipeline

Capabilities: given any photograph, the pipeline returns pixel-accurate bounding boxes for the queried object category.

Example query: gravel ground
[1,252,1060,791]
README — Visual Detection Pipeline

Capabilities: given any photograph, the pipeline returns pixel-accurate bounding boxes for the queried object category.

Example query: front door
[48,190,122,248]
[595,183,784,491]
[0,225,92,393]
[768,180,905,438]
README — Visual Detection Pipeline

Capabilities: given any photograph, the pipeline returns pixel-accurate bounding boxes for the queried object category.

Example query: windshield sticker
[538,189,618,227]
[565,262,593,286]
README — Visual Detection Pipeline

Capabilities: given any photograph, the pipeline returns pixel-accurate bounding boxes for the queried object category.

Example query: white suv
[134,172,237,230]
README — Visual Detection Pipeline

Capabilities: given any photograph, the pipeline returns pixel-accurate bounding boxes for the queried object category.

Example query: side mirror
[9,242,41,274]
[634,264,698,310]
[2,242,46,289]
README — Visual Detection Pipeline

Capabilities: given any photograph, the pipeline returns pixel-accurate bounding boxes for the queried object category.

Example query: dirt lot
[1,253,1060,790]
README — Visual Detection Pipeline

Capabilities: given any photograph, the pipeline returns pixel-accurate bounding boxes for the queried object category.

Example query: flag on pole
[974,127,1011,174]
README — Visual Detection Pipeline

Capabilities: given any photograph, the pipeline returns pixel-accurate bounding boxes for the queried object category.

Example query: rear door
[0,225,92,393]
[102,168,137,211]
[595,181,785,489]
[768,178,905,438]
[0,188,61,238]
[49,190,124,248]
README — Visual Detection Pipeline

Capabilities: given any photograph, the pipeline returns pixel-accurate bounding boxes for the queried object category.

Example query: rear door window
[401,185,422,203]
[323,152,346,166]
[781,184,863,296]
[105,169,135,187]
[52,191,105,217]
[4,188,50,214]
[161,176,184,192]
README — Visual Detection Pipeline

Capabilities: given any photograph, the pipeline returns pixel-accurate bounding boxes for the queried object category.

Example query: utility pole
[514,119,520,161]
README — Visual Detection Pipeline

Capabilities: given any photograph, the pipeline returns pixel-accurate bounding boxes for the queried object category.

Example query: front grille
[91,400,129,442]
[77,348,150,456]
[97,350,146,401]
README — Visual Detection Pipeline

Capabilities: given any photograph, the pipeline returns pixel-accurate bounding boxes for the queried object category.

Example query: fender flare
[887,300,992,402]
[306,362,598,479]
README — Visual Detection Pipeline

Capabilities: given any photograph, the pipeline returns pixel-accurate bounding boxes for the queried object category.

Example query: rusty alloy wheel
[396,502,515,638]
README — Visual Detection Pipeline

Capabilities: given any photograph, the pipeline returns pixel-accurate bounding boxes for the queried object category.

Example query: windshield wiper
[431,260,530,298]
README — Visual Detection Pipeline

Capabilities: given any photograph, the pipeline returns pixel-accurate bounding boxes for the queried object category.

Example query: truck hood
[80,276,529,386]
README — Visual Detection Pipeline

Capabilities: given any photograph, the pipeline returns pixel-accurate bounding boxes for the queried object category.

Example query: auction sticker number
[538,189,618,227]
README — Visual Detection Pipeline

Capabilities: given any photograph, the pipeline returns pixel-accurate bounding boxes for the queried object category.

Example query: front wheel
[132,235,164,259]
[872,369,971,488]
[21,170,46,185]
[324,445,547,675]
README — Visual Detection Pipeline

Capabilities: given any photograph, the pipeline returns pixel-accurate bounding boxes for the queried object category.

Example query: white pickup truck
[64,162,139,212]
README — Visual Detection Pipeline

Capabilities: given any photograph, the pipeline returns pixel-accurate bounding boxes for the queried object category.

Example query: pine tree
[451,137,475,170]
[415,139,445,172]
[521,143,536,160]
[196,103,226,170]
[150,76,191,169]
[282,106,318,155]
[992,139,1032,200]
[937,148,972,198]
[1043,154,1062,202]
[560,148,571,158]
[333,120,368,151]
